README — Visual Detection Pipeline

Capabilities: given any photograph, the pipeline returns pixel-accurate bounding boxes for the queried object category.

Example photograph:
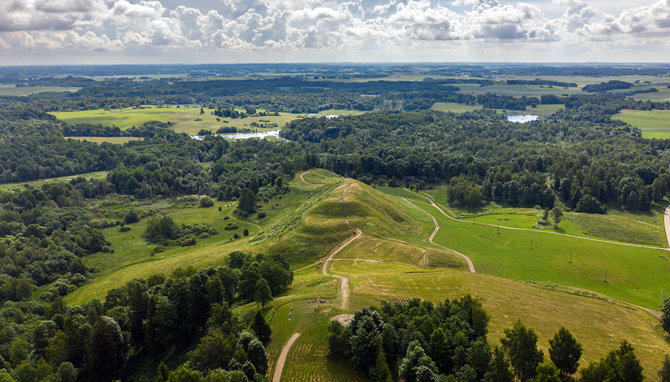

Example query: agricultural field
[613,109,670,139]
[0,84,81,96]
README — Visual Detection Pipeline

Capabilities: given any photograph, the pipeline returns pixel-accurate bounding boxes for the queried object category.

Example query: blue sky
[0,0,667,64]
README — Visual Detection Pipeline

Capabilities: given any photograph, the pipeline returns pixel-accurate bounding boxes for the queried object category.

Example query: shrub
[118,226,131,232]
[257,210,266,219]
[199,197,214,208]
[243,229,249,236]
[224,222,239,231]
[124,210,140,224]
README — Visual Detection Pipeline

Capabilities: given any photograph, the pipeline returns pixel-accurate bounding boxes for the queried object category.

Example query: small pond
[506,115,538,123]
[191,130,281,140]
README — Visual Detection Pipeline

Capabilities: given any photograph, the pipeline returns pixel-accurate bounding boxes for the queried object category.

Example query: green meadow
[613,109,670,139]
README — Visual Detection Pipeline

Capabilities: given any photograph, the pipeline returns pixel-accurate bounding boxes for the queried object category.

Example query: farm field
[0,84,81,96]
[613,109,670,139]
[67,136,143,144]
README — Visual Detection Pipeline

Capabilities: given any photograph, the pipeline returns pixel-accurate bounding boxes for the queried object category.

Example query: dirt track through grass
[321,184,362,310]
[403,197,476,273]
[272,332,301,382]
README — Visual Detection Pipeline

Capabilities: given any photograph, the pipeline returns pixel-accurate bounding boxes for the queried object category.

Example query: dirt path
[410,190,669,252]
[272,332,301,382]
[403,198,476,273]
[664,205,670,248]
[320,184,361,310]
[299,170,320,185]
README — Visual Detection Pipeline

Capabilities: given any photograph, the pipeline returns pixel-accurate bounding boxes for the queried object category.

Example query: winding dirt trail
[321,184,362,310]
[403,197,476,273]
[271,183,360,381]
[272,332,301,382]
[409,190,669,252]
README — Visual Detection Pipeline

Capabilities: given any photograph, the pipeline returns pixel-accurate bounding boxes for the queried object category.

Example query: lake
[507,115,538,123]
[192,130,281,140]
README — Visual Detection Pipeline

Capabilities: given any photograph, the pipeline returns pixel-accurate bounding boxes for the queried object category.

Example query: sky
[0,0,669,65]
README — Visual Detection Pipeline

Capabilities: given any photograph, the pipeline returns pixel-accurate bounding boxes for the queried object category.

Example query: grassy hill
[65,170,670,380]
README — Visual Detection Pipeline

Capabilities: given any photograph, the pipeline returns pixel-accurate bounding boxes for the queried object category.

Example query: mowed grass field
[0,85,81,96]
[613,109,670,139]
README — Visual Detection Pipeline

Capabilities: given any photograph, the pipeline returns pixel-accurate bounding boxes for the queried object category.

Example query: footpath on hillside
[272,182,360,381]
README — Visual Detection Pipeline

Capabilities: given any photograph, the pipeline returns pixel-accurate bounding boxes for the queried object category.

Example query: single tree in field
[551,206,563,228]
[548,327,582,378]
[662,297,670,334]
[500,320,543,382]
[659,354,670,382]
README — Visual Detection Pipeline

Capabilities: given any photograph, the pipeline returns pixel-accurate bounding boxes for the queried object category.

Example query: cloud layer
[0,0,668,62]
